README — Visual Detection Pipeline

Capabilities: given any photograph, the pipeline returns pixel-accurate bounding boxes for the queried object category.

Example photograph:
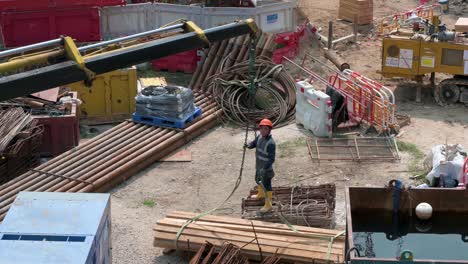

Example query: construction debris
[0,108,33,153]
[190,242,249,264]
[153,211,345,263]
[242,184,336,228]
[0,108,43,184]
[307,137,400,163]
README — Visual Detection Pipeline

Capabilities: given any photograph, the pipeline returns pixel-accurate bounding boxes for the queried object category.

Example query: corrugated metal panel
[100,4,151,39]
[100,0,296,38]
[150,3,202,29]
[1,7,100,47]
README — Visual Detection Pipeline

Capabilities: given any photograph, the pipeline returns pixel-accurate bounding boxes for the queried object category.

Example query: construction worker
[244,119,276,213]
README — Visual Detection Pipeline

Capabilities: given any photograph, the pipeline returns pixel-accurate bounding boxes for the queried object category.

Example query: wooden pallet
[154,211,345,263]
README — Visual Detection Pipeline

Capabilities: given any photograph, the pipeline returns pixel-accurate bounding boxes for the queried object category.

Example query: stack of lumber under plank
[338,0,373,25]
[154,211,345,263]
[190,242,281,264]
[190,242,249,264]
[242,184,335,228]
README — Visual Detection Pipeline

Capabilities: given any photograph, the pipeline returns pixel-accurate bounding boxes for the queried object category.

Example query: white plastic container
[295,80,332,137]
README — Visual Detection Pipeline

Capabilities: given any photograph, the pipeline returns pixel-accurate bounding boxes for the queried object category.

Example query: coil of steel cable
[202,56,296,128]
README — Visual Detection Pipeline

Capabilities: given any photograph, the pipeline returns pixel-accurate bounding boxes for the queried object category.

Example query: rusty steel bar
[0,104,221,221]
[0,121,132,190]
[0,95,211,203]
[0,122,138,198]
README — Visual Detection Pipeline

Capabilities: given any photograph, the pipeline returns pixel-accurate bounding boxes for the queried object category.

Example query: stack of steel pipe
[0,92,219,222]
[189,31,277,91]
[190,32,296,128]
[241,184,336,228]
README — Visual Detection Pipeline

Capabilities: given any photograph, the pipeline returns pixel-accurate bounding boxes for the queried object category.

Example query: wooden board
[153,211,345,264]
[455,17,468,32]
[167,211,343,236]
[31,88,59,102]
[140,77,167,87]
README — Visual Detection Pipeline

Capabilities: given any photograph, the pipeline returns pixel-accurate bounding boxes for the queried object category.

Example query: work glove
[243,143,249,149]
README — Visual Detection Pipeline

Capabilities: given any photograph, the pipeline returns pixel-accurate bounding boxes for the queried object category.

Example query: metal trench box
[346,187,468,264]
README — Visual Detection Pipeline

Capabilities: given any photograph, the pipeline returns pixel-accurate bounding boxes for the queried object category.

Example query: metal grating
[306,137,400,162]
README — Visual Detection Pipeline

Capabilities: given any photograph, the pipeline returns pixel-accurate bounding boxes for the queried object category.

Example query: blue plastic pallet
[132,107,202,129]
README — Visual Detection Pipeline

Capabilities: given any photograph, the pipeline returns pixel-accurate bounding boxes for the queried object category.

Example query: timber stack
[153,211,345,263]
[338,0,373,25]
[242,184,336,228]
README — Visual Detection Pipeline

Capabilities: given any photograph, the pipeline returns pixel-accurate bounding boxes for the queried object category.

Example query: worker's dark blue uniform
[247,134,276,191]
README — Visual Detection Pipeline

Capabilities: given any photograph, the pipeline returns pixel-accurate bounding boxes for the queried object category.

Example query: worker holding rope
[245,119,276,213]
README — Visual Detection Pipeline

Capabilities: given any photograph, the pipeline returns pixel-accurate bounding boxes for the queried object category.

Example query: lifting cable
[174,33,257,247]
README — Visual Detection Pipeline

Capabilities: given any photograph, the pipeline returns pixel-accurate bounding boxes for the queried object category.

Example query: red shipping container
[34,92,80,157]
[0,0,124,11]
[152,49,200,74]
[1,7,100,47]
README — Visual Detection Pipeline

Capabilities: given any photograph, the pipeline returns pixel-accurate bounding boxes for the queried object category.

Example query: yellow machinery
[380,14,468,105]
[0,19,258,102]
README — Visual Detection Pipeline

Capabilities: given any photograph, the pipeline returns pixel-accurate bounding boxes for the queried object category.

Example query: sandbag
[135,85,195,120]
[424,144,467,187]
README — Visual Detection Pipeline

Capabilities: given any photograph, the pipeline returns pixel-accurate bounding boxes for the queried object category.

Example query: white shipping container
[100,0,297,39]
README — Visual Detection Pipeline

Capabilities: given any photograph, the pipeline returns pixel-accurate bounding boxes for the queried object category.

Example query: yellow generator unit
[381,35,468,105]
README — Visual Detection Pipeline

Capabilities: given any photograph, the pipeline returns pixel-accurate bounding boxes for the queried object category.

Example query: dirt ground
[101,1,468,263]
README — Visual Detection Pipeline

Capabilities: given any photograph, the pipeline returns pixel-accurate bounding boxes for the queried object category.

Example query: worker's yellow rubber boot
[260,191,273,213]
[252,185,265,199]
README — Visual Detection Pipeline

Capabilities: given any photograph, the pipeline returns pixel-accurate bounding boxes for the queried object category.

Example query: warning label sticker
[421,56,435,68]
[386,57,399,67]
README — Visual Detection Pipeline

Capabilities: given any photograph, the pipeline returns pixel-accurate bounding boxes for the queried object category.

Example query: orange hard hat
[259,119,273,128]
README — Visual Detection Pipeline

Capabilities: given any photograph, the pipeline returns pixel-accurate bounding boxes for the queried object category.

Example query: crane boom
[0,19,258,101]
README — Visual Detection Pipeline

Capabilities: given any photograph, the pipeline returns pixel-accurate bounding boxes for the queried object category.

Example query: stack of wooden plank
[241,184,335,228]
[338,0,373,25]
[455,18,468,32]
[154,211,345,263]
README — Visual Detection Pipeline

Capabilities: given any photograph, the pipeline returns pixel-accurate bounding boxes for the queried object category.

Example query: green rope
[175,34,258,248]
[326,230,346,263]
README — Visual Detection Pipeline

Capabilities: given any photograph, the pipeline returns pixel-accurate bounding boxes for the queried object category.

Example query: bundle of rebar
[190,32,296,127]
[190,242,249,264]
[242,184,336,228]
[0,108,33,153]
[154,211,345,263]
[0,123,43,185]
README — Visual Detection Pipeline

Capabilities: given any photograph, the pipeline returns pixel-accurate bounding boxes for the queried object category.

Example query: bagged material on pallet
[135,85,195,120]
[424,144,467,187]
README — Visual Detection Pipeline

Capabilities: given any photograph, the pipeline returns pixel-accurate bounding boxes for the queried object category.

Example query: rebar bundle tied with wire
[241,184,336,228]
[204,57,297,128]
